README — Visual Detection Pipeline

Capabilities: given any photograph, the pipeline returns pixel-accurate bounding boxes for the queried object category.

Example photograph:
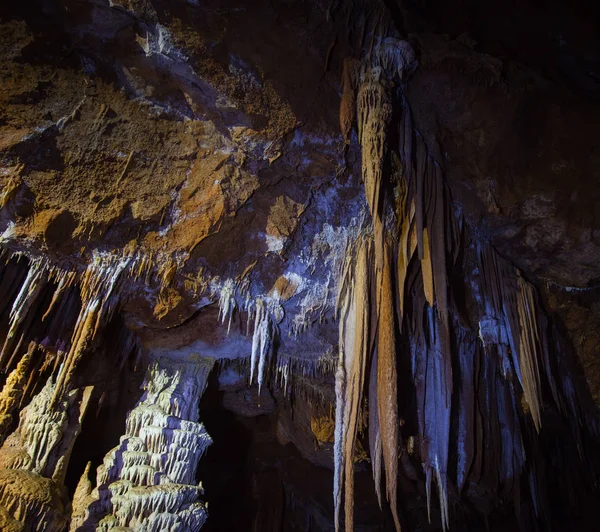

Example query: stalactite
[0,259,47,369]
[214,279,282,395]
[356,68,391,270]
[217,279,236,334]
[395,178,413,320]
[516,275,543,432]
[334,236,371,532]
[430,163,449,328]
[249,298,274,393]
[52,254,129,404]
[421,228,435,308]
[375,241,401,531]
[455,327,475,494]
[368,347,382,508]
[340,58,360,144]
[415,137,426,260]
[333,24,600,526]
[41,271,76,322]
[420,307,451,531]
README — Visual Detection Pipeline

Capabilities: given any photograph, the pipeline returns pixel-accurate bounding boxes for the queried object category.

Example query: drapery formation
[333,33,599,532]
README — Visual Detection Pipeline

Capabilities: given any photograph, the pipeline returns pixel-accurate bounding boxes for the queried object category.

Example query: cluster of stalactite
[0,250,144,413]
[70,356,214,531]
[333,34,600,532]
[217,282,284,392]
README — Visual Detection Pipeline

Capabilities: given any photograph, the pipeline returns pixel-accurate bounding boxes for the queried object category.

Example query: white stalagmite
[0,372,92,531]
[72,356,214,531]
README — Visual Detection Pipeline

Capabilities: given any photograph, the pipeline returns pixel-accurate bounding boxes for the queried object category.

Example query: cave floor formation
[0,0,599,530]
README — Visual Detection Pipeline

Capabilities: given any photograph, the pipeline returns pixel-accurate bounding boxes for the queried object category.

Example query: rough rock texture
[0,469,69,531]
[0,0,598,530]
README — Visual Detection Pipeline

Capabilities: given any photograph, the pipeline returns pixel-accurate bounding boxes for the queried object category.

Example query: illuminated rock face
[0,0,598,530]
[71,357,214,531]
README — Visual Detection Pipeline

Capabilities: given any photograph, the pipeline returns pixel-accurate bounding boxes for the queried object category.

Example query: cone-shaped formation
[0,377,92,530]
[0,378,93,484]
[216,280,281,394]
[0,343,34,444]
[72,356,214,531]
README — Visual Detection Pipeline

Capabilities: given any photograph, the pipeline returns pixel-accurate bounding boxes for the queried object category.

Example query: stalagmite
[0,7,593,532]
[0,344,34,444]
[74,356,214,531]
[0,469,69,531]
[0,377,93,483]
[0,374,92,531]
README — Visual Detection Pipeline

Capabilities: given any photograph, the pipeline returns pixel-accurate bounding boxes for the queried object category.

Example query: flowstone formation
[0,0,599,530]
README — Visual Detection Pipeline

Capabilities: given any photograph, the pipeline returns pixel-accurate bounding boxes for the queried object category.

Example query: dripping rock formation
[0,0,599,530]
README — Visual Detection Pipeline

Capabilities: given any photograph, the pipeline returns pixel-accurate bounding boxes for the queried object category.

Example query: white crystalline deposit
[73,356,215,531]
